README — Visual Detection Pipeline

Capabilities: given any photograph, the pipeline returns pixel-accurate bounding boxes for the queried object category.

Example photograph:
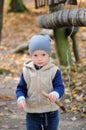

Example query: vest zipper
[37,70,41,104]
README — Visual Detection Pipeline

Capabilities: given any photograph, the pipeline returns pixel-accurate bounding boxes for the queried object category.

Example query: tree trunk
[7,0,28,12]
[48,5,72,66]
[65,26,80,62]
[71,33,80,62]
[37,8,86,29]
[0,0,4,44]
[54,28,72,65]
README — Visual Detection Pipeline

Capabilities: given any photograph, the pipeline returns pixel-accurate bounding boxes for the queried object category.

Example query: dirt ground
[0,0,86,130]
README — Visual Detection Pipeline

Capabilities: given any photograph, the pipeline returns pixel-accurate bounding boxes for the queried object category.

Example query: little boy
[16,35,65,130]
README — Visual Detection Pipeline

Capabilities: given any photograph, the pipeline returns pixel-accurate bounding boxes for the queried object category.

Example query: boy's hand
[48,92,57,103]
[17,100,26,110]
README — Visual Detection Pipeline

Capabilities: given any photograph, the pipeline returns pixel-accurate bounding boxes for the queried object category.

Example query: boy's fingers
[17,100,26,109]
[42,92,55,102]
[48,94,56,102]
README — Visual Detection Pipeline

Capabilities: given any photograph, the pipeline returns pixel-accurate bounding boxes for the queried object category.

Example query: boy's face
[31,50,49,67]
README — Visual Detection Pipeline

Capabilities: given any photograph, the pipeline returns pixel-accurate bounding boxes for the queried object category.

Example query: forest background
[0,0,86,130]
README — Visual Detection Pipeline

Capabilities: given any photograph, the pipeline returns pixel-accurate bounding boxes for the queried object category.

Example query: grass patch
[0,68,8,74]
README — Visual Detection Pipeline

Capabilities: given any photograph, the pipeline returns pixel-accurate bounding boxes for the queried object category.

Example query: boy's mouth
[38,62,43,65]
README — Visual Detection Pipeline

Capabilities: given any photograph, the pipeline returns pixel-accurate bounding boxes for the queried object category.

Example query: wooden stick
[42,91,68,113]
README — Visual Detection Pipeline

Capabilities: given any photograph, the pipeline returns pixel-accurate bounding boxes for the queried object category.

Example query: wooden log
[37,8,86,29]
[10,43,28,53]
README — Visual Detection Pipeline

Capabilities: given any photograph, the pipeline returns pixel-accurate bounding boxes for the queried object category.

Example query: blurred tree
[7,0,28,12]
[0,0,4,44]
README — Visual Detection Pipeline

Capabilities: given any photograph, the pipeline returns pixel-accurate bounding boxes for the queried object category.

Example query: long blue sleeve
[52,69,65,98]
[16,73,27,100]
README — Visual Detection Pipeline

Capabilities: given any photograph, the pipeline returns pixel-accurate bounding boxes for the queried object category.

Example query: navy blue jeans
[26,110,59,130]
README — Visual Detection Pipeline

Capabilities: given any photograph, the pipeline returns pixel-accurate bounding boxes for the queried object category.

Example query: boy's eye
[42,54,46,56]
[34,54,38,57]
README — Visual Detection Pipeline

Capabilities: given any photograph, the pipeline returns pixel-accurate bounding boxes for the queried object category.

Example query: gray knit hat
[28,35,51,55]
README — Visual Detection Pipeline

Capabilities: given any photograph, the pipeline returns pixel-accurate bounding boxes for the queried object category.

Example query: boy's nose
[38,56,42,60]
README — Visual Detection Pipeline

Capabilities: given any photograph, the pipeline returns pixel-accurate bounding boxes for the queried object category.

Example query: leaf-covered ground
[0,1,86,130]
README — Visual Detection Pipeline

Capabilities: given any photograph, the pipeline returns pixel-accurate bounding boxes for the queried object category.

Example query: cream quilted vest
[23,59,59,113]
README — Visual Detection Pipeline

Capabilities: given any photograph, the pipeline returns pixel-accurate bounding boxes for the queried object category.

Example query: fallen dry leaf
[71,116,77,121]
[76,94,84,102]
[81,112,86,118]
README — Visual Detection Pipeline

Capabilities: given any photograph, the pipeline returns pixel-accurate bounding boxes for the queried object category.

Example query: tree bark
[0,0,4,44]
[37,8,86,29]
